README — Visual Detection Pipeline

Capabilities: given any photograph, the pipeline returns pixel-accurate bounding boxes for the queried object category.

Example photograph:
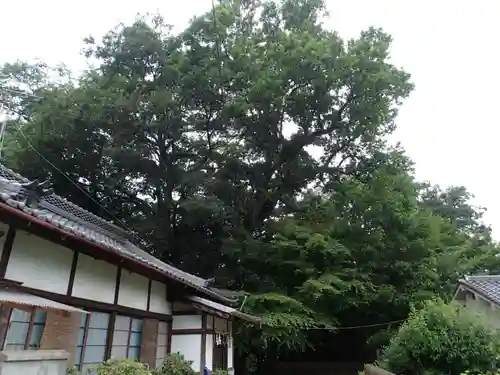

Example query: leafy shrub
[461,370,500,375]
[153,353,196,375]
[212,370,230,375]
[67,367,80,375]
[378,299,500,375]
[90,359,152,375]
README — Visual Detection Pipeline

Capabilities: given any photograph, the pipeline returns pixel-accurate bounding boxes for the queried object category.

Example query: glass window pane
[207,316,214,329]
[131,319,142,332]
[156,344,167,359]
[10,309,31,323]
[80,314,88,328]
[33,310,47,324]
[128,346,140,360]
[129,332,141,346]
[77,327,86,346]
[158,322,168,335]
[81,364,98,375]
[29,324,45,348]
[114,316,130,331]
[85,329,108,346]
[110,345,127,359]
[83,345,106,363]
[75,346,83,366]
[157,333,167,345]
[5,322,29,345]
[89,313,109,329]
[112,330,129,346]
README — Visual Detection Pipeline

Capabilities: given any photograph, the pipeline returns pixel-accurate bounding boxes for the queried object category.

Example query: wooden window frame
[76,311,110,371]
[156,320,170,367]
[76,311,145,370]
[110,314,142,360]
[1,306,46,350]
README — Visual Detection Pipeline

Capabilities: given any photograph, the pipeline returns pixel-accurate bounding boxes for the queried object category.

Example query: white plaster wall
[72,253,117,304]
[205,334,213,370]
[118,270,149,310]
[172,315,202,330]
[0,349,69,375]
[465,296,500,329]
[171,334,201,372]
[149,280,172,314]
[6,230,73,294]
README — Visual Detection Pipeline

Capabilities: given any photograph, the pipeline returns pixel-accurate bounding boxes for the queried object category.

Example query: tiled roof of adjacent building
[458,275,500,306]
[0,165,236,305]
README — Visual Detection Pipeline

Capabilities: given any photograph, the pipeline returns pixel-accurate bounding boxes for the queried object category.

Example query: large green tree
[2,0,413,276]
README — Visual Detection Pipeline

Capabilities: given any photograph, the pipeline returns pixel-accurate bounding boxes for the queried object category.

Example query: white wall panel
[172,315,202,330]
[205,334,213,371]
[6,230,73,294]
[118,270,149,310]
[171,334,201,372]
[149,280,172,314]
[72,253,117,303]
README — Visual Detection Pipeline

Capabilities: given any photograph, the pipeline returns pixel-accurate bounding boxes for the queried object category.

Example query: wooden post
[0,304,11,349]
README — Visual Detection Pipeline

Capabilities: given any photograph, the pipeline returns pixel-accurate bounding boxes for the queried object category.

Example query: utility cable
[15,123,156,251]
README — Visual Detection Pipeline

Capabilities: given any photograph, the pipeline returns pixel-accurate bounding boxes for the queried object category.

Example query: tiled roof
[0,165,235,304]
[459,275,500,306]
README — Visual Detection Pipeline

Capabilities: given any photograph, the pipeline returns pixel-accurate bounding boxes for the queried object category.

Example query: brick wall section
[140,318,159,368]
[40,311,82,366]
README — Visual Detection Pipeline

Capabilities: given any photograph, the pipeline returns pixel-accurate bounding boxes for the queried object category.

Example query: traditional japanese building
[0,165,259,373]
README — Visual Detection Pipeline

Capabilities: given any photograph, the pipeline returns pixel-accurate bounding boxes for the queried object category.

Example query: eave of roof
[187,295,262,325]
[0,166,240,306]
[0,289,89,314]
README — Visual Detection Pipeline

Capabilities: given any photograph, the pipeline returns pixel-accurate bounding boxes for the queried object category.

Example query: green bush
[378,299,500,375]
[212,370,230,375]
[91,359,152,375]
[153,353,196,375]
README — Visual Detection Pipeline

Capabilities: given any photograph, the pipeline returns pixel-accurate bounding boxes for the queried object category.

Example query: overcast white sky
[1,1,499,236]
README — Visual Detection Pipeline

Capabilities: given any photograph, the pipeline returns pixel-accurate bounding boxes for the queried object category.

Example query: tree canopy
[0,0,498,372]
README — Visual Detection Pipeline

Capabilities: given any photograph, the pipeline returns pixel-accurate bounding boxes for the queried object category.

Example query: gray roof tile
[460,275,500,305]
[0,165,234,304]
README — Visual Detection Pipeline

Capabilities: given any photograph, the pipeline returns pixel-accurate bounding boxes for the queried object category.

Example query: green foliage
[379,300,500,375]
[461,371,500,375]
[212,370,230,375]
[153,353,196,375]
[90,359,152,375]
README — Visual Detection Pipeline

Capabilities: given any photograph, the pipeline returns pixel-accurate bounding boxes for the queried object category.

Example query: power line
[14,123,155,250]
[334,318,404,330]
[262,318,405,331]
